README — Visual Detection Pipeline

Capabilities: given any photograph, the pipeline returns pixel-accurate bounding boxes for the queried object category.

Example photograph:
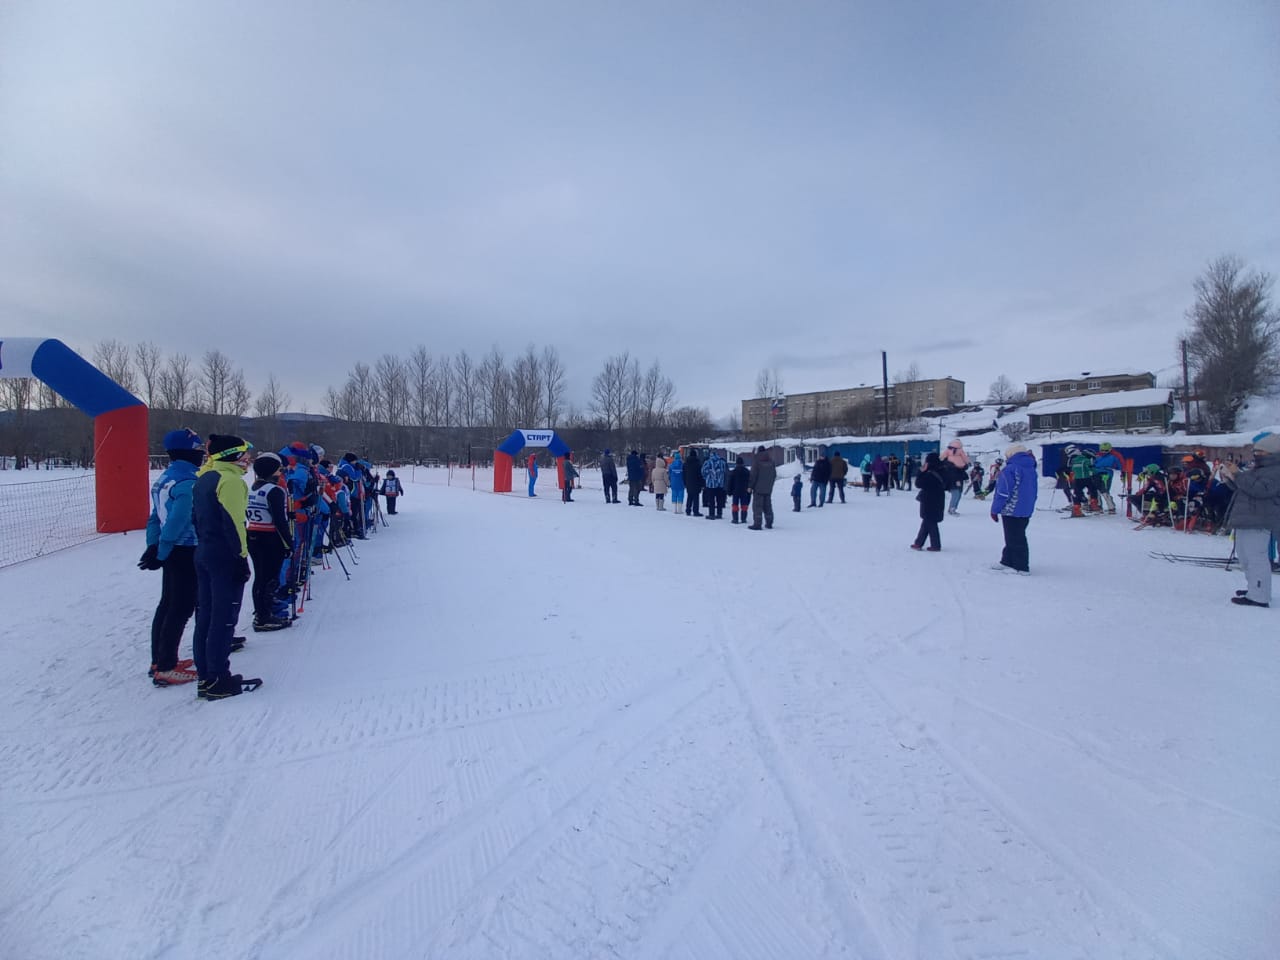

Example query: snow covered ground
[2,465,1278,959]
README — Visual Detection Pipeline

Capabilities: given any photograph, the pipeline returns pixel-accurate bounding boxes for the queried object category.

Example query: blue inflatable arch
[0,338,149,532]
[493,429,571,493]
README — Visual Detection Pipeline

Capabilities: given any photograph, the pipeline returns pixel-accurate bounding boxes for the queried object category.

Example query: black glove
[137,544,163,571]
[238,556,251,582]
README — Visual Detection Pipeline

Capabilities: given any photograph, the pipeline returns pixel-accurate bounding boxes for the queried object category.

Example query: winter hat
[1251,431,1280,455]
[925,451,940,467]
[386,469,396,477]
[208,434,251,461]
[342,452,359,463]
[1004,444,1028,459]
[603,448,611,456]
[163,428,203,452]
[757,445,767,453]
[1099,442,1112,452]
[736,455,744,464]
[1063,444,1078,455]
[253,452,282,479]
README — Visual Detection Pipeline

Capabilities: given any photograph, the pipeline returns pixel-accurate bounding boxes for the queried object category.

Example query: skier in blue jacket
[667,451,685,514]
[141,428,205,686]
[990,444,1039,574]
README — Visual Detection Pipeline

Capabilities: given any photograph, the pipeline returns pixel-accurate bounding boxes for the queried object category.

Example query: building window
[1100,411,1116,424]
[1088,380,1101,390]
[1069,413,1083,426]
[1070,383,1078,391]
[1053,384,1061,393]
[1136,408,1152,423]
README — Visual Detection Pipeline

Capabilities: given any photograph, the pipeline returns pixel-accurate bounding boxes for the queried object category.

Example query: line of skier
[141,429,402,700]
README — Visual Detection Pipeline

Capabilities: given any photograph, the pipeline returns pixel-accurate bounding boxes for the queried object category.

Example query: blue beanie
[163,428,203,451]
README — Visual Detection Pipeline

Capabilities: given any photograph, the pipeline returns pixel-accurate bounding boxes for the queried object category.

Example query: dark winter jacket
[829,454,848,481]
[684,452,704,492]
[991,451,1039,518]
[727,461,751,498]
[748,452,777,494]
[625,452,644,483]
[810,456,831,485]
[914,466,946,522]
[1224,458,1280,532]
[600,453,618,481]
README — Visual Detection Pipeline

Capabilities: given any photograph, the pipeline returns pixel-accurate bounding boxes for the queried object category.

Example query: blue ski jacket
[146,460,199,560]
[991,451,1039,517]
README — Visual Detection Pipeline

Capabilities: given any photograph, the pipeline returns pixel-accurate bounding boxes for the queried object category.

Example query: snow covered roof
[1024,387,1172,416]
[1024,368,1153,384]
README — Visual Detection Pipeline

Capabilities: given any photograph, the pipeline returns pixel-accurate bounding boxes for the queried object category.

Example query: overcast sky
[2,1,1278,420]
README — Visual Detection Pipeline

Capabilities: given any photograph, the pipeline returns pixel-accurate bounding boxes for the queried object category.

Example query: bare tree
[409,346,433,429]
[375,354,411,426]
[134,342,162,407]
[345,362,376,424]
[0,377,35,467]
[475,346,512,431]
[453,350,478,429]
[93,339,137,393]
[988,374,1025,404]
[197,350,234,415]
[754,367,784,400]
[158,353,193,411]
[590,353,631,431]
[1184,255,1280,430]
[254,373,290,419]
[511,344,543,426]
[323,385,344,420]
[639,360,675,428]
[227,371,252,418]
[668,405,714,436]
[541,346,565,427]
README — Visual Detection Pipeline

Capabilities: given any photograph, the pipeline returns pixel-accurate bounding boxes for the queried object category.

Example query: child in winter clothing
[246,452,294,631]
[141,428,204,686]
[651,454,669,510]
[382,469,404,512]
[192,434,257,700]
[727,455,751,524]
[791,473,803,511]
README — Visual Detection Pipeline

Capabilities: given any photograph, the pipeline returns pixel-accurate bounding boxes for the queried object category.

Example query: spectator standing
[651,453,669,511]
[809,451,831,507]
[600,449,619,504]
[941,440,969,515]
[828,451,848,503]
[625,450,645,506]
[909,452,946,551]
[990,444,1039,575]
[684,449,704,516]
[668,451,685,515]
[727,455,751,524]
[1220,431,1280,607]
[747,445,777,529]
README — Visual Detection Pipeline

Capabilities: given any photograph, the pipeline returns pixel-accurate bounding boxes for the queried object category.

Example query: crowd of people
[141,429,401,700]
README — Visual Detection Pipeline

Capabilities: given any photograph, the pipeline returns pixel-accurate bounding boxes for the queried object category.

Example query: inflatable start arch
[0,338,149,532]
[493,428,571,493]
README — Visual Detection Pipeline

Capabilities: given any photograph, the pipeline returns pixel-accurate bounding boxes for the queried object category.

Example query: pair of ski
[1148,551,1235,568]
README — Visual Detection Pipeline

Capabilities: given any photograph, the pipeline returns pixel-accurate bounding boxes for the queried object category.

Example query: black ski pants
[248,534,288,624]
[913,518,941,550]
[151,545,196,671]
[1000,515,1031,572]
[193,552,246,683]
[603,475,618,502]
[385,494,398,514]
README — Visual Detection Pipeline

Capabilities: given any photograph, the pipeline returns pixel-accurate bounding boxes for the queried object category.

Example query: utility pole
[881,351,890,436]
[1180,339,1192,430]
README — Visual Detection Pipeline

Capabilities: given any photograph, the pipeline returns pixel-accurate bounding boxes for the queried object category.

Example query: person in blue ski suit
[526,453,538,497]
[667,451,685,513]
[990,444,1039,574]
[141,428,204,686]
[1091,443,1122,514]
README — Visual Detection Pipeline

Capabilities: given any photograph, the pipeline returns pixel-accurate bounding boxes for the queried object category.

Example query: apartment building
[1024,370,1155,398]
[742,378,965,433]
